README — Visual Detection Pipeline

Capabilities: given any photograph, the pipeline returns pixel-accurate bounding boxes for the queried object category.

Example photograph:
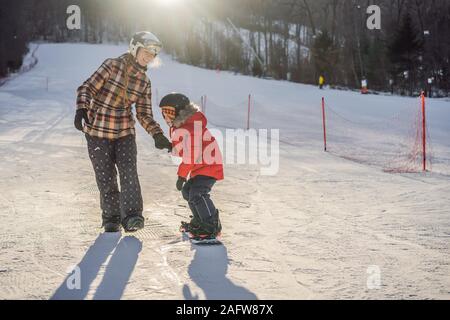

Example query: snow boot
[123,215,145,232]
[103,222,121,233]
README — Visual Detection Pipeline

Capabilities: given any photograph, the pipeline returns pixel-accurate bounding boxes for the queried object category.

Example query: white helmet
[129,31,163,58]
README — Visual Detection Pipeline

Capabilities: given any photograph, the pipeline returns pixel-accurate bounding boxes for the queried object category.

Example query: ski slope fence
[153,88,447,175]
[322,93,432,173]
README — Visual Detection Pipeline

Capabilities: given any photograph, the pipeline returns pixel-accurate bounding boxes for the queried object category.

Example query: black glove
[74,108,90,131]
[153,133,172,152]
[176,176,186,191]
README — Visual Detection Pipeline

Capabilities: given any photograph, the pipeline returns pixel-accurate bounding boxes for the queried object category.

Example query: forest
[1,0,449,96]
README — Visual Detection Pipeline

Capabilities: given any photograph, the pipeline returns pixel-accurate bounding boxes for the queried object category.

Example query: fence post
[322,97,327,152]
[247,94,251,130]
[421,92,426,171]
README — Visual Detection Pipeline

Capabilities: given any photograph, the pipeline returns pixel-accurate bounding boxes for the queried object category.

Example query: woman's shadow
[51,233,142,300]
[183,244,257,300]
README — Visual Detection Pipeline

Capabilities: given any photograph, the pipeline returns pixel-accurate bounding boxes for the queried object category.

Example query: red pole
[322,97,327,152]
[247,94,251,130]
[421,92,426,171]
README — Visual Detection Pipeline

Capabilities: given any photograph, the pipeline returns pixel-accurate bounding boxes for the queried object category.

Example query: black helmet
[159,93,190,111]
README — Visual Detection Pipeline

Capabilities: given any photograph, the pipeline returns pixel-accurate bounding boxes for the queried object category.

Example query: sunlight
[154,0,184,7]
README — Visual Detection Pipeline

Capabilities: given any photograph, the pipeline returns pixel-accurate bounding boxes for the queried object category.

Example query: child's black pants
[181,175,218,225]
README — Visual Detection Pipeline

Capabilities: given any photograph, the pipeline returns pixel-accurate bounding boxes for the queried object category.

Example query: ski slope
[0,43,449,299]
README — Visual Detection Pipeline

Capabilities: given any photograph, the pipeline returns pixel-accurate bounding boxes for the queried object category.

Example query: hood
[172,103,206,128]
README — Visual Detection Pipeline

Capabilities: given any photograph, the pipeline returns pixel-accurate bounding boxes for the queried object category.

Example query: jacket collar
[119,53,148,74]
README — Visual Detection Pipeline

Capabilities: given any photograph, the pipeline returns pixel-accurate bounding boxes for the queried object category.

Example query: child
[159,93,224,240]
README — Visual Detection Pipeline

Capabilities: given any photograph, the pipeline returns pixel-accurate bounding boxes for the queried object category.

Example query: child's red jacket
[170,109,224,181]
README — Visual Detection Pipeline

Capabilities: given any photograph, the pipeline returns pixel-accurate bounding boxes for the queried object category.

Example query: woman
[74,31,172,233]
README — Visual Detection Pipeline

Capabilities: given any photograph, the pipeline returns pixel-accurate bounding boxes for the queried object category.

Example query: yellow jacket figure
[319,75,325,89]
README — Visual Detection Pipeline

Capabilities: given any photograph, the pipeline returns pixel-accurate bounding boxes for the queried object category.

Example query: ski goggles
[140,37,162,56]
[140,46,160,57]
[161,106,177,121]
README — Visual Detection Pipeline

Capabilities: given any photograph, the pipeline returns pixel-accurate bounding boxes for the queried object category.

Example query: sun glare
[155,0,183,7]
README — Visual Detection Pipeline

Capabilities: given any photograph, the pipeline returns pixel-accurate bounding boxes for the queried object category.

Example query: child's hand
[176,176,186,191]
[153,133,172,152]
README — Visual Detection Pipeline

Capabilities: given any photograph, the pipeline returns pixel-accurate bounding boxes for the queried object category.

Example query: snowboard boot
[180,215,201,233]
[189,217,222,239]
[123,215,145,232]
[215,210,222,235]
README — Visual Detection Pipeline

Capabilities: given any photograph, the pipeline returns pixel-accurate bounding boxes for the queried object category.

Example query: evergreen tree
[389,13,424,95]
[312,30,338,83]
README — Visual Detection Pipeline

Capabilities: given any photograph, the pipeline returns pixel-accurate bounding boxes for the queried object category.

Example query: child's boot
[180,215,201,232]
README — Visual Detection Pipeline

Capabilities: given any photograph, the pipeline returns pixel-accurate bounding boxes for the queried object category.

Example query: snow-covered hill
[0,43,449,299]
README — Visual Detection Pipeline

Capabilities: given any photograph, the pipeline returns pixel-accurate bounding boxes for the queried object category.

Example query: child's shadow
[51,233,142,300]
[183,244,257,300]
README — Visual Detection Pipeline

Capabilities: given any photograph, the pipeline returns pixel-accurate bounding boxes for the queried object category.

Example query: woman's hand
[74,109,90,131]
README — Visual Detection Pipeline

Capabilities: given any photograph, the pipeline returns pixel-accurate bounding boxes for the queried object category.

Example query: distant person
[74,31,172,233]
[319,75,325,89]
[361,78,369,94]
[159,93,224,241]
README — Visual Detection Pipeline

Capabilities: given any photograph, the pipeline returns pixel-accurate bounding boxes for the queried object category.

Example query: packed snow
[0,43,449,300]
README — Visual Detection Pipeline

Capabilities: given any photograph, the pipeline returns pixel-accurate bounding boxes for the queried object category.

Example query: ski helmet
[159,93,191,111]
[129,31,163,58]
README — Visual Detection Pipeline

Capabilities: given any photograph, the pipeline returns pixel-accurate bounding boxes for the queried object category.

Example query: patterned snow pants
[85,133,143,227]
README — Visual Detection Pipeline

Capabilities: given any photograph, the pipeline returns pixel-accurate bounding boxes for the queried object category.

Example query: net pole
[322,97,327,152]
[247,94,251,130]
[421,92,426,171]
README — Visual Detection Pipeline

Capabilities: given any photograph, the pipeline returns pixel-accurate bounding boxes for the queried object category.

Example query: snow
[0,43,449,300]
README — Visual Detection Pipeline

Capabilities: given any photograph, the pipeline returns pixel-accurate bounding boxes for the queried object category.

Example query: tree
[389,12,424,95]
[312,30,338,83]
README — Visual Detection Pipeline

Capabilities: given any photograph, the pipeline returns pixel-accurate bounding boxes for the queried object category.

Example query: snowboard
[189,234,222,245]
